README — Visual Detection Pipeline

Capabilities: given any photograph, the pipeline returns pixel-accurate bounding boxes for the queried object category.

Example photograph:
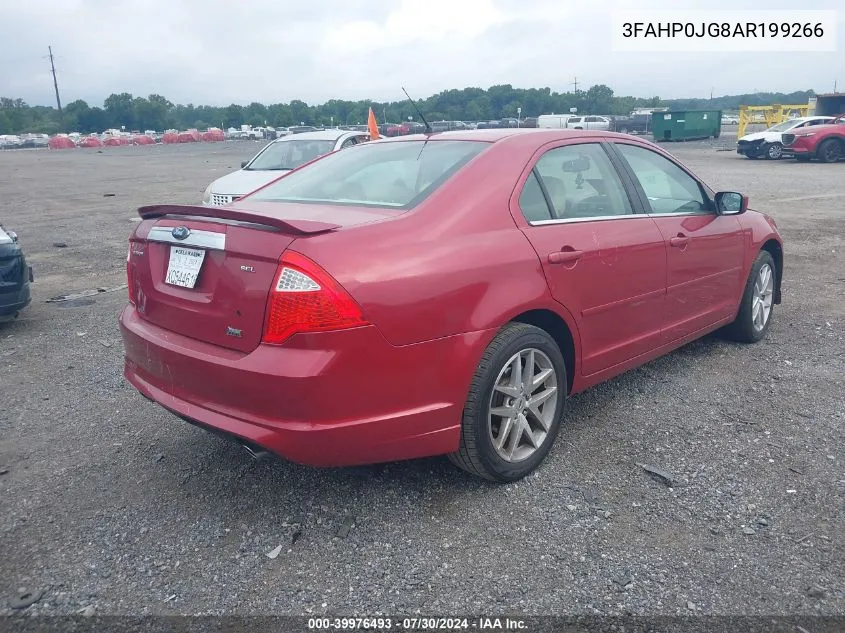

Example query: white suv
[566,116,612,131]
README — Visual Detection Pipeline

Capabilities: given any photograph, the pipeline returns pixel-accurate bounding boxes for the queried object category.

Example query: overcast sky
[1,0,842,108]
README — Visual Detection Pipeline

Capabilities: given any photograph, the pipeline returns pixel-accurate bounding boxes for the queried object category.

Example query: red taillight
[262,251,368,345]
[126,242,137,306]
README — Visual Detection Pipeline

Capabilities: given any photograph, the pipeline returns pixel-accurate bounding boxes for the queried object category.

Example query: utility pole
[571,77,579,93]
[48,46,63,126]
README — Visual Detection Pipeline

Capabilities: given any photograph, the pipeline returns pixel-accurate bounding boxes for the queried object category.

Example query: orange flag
[367,107,380,140]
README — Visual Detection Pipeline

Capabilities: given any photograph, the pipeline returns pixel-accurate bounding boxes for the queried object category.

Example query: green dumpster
[651,109,722,141]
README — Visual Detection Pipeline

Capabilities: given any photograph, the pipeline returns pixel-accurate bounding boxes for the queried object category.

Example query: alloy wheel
[752,263,774,331]
[488,348,558,462]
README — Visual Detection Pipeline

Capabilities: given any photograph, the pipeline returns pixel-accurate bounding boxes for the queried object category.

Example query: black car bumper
[0,282,31,321]
[0,242,33,322]
[737,141,765,157]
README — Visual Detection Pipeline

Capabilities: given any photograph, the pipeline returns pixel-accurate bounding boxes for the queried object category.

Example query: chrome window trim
[528,214,641,226]
[646,211,714,217]
[147,227,226,250]
[527,210,716,226]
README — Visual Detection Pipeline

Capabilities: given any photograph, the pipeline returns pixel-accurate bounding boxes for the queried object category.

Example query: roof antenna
[402,87,432,134]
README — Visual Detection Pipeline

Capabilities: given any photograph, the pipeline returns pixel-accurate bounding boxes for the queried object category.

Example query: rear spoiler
[138,204,341,235]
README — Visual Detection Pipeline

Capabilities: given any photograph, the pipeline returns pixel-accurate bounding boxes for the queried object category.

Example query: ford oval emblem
[171,226,190,240]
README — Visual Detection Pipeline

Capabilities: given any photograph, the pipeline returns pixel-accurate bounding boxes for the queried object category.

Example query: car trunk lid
[129,203,394,353]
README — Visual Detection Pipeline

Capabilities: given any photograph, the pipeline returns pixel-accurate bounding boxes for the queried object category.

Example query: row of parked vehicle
[736,114,845,163]
[0,134,50,150]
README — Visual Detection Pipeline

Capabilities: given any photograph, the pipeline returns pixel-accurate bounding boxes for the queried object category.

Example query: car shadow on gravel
[132,331,735,516]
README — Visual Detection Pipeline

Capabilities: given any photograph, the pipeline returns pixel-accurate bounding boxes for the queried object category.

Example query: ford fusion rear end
[121,218,463,465]
[119,139,493,467]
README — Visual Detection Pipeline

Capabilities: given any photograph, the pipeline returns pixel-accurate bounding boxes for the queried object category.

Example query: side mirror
[715,191,747,215]
[241,160,248,168]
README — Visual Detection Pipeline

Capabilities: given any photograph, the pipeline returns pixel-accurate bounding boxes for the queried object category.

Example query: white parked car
[721,115,740,125]
[202,130,370,206]
[566,115,612,131]
[736,116,835,160]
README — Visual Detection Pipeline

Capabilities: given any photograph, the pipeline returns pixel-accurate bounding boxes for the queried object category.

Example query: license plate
[165,246,206,288]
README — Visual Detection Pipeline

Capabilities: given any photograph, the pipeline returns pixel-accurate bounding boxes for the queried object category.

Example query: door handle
[548,249,583,264]
[669,234,689,248]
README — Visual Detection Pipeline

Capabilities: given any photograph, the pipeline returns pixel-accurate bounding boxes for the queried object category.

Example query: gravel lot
[0,137,842,620]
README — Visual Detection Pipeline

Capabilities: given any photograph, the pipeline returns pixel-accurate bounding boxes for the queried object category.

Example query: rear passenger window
[531,143,634,220]
[519,171,553,222]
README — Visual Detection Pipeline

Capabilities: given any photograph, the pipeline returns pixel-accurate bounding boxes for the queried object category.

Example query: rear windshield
[247,139,336,171]
[248,140,489,209]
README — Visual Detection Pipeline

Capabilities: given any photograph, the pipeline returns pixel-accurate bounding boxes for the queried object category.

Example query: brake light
[262,251,368,344]
[126,242,137,306]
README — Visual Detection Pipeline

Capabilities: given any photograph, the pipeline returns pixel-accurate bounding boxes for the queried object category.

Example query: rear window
[249,140,489,209]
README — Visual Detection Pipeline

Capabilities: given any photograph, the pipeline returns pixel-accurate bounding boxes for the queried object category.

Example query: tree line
[0,86,816,135]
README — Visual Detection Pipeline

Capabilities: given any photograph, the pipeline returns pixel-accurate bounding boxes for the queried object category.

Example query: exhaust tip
[240,441,269,461]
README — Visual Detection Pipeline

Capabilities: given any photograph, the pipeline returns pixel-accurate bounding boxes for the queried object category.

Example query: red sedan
[120,129,784,482]
[783,114,845,162]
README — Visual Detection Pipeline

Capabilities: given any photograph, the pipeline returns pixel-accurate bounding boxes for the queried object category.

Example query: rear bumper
[0,280,31,322]
[119,306,493,467]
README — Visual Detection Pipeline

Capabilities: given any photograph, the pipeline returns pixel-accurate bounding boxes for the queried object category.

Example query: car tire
[449,323,567,482]
[765,142,783,160]
[816,138,843,163]
[721,250,776,344]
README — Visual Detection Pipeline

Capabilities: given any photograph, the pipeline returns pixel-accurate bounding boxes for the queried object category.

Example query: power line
[48,46,62,123]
